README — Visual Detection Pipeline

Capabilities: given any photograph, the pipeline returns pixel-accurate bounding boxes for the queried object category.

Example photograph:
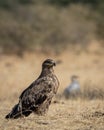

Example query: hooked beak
[53,62,56,66]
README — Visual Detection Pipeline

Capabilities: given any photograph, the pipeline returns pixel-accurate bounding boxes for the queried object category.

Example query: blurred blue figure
[63,75,80,99]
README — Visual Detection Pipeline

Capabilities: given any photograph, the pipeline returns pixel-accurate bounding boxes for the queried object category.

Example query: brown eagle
[5,59,59,119]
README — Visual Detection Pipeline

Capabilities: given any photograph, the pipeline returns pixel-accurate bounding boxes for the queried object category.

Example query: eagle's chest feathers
[40,67,59,89]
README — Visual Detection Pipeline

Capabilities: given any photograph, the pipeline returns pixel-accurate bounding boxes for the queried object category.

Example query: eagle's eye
[42,59,56,67]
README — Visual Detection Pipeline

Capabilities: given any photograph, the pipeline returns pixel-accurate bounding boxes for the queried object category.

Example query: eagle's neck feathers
[40,67,54,77]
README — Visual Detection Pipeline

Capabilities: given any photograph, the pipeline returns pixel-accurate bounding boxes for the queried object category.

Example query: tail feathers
[5,104,22,119]
[5,104,32,119]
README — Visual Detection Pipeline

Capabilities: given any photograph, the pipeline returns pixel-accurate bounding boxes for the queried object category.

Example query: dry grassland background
[0,42,104,130]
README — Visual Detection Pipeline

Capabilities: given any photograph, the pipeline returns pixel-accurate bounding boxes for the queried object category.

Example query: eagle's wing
[19,77,55,110]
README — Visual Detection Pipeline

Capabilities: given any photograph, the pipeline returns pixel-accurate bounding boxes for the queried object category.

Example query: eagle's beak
[53,62,56,66]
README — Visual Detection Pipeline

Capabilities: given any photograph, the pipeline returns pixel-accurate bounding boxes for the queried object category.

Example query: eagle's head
[42,59,56,68]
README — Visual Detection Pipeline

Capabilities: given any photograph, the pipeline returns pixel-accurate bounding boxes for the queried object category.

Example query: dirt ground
[0,42,104,130]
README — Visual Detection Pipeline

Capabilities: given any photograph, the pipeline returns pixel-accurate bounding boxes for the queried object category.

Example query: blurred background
[0,0,104,100]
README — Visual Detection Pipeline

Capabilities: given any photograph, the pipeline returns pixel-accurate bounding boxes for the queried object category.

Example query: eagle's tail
[5,103,22,119]
[5,103,32,119]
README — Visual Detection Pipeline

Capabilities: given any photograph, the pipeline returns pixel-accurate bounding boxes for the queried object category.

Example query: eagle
[5,59,59,119]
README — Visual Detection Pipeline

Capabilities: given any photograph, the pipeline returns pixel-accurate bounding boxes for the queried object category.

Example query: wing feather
[19,77,55,110]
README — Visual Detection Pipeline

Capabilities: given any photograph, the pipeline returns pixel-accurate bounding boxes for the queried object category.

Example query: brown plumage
[5,59,59,119]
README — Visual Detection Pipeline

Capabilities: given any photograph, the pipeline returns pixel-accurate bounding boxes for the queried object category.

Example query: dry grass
[0,42,104,130]
[1,100,104,130]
